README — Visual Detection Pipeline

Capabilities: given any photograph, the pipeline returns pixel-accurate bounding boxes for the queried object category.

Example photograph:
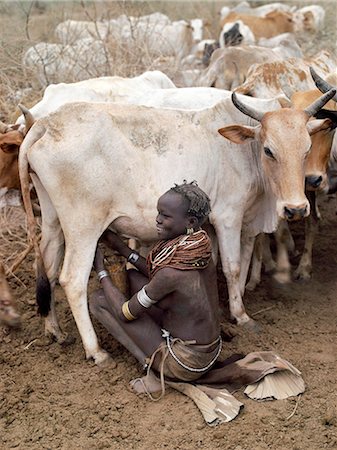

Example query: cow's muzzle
[284,205,309,221]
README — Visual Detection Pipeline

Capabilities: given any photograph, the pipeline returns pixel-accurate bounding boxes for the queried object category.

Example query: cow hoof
[272,271,291,285]
[294,270,311,281]
[94,351,116,369]
[242,319,261,333]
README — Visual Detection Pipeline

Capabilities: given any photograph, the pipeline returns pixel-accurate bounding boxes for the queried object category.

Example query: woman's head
[156,181,211,240]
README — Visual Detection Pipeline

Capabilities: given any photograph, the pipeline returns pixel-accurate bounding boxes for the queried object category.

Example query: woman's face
[156,191,194,240]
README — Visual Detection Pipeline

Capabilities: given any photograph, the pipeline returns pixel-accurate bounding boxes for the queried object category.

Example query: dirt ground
[0,193,336,450]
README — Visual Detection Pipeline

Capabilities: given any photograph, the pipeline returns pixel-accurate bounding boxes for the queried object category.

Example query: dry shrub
[0,0,222,121]
[0,205,41,280]
[0,207,28,267]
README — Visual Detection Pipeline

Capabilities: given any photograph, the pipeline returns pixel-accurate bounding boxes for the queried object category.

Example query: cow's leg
[272,220,292,284]
[239,234,255,295]
[215,224,254,328]
[246,233,264,291]
[59,237,112,366]
[40,225,66,342]
[31,175,66,343]
[262,234,277,273]
[294,191,319,280]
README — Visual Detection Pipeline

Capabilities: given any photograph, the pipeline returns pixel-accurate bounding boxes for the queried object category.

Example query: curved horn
[18,104,35,133]
[231,92,264,122]
[310,67,337,102]
[304,89,337,117]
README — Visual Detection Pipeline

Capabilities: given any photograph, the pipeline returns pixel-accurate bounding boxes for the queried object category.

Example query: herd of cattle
[0,2,337,366]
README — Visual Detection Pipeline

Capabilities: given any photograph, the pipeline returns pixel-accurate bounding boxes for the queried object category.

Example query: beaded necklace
[147,229,212,279]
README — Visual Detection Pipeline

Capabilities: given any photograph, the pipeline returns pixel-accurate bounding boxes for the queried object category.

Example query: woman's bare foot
[130,371,163,395]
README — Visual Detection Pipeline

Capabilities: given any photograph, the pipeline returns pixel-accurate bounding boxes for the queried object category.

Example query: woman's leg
[89,287,163,368]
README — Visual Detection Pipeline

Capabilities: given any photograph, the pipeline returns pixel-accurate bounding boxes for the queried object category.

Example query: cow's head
[266,11,295,33]
[0,122,23,193]
[0,263,20,328]
[218,90,336,221]
[0,105,34,195]
[302,67,337,191]
[222,22,243,46]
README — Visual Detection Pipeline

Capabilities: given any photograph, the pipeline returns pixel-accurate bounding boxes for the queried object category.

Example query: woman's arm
[100,229,148,276]
[93,246,169,323]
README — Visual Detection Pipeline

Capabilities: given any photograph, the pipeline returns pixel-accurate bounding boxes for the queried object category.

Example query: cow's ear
[0,131,23,153]
[218,125,259,144]
[307,118,335,135]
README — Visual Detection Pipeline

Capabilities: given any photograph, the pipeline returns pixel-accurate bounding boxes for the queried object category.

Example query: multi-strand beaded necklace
[147,229,212,279]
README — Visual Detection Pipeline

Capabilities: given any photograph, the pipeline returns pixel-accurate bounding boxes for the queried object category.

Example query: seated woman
[90,181,304,422]
[90,181,220,395]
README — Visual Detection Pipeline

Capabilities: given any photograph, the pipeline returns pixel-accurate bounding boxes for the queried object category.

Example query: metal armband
[137,285,157,308]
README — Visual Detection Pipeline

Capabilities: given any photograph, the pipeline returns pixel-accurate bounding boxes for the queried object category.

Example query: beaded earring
[186,227,194,235]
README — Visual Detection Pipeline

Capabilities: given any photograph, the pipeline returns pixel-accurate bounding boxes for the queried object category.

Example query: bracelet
[127,251,140,264]
[137,285,157,308]
[97,270,109,282]
[122,301,137,321]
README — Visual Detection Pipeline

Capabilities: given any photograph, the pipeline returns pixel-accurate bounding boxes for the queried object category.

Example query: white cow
[55,13,171,44]
[18,90,335,364]
[258,33,303,58]
[55,19,110,44]
[293,5,325,33]
[220,2,295,19]
[15,71,176,125]
[23,39,109,88]
[92,87,285,110]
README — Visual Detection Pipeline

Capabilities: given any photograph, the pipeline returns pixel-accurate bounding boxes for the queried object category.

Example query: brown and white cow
[234,52,336,99]
[220,11,295,39]
[0,121,26,206]
[247,68,337,288]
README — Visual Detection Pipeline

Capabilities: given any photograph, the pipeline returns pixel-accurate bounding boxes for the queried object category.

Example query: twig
[6,242,34,275]
[23,338,38,350]
[251,305,276,317]
[285,394,301,420]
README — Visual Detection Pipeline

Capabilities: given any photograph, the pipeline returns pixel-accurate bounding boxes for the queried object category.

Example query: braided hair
[169,180,211,225]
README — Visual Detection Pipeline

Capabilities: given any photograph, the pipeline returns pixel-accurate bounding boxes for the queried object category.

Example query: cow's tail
[19,123,51,316]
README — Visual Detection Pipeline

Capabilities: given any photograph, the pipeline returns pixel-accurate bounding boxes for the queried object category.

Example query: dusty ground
[0,193,336,450]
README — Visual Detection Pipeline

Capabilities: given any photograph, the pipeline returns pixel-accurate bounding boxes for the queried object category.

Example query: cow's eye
[264,147,275,159]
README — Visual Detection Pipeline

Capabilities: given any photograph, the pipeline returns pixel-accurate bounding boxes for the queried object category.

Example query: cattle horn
[18,104,35,133]
[304,89,337,117]
[231,92,264,122]
[309,67,337,102]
